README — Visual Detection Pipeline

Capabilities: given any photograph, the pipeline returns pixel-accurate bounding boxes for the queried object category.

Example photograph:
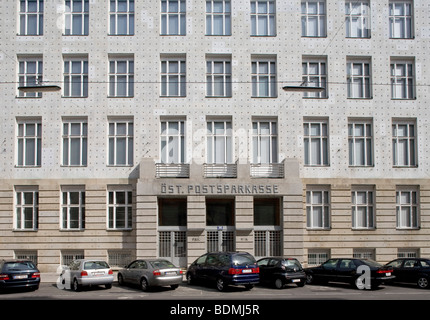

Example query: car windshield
[150,260,175,269]
[83,261,110,270]
[282,259,302,270]
[3,261,36,271]
[362,259,382,268]
[232,254,256,266]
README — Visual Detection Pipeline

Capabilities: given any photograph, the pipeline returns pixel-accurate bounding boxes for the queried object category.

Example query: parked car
[384,258,430,289]
[118,259,183,291]
[0,259,40,291]
[65,259,114,292]
[305,258,395,289]
[186,251,260,291]
[257,257,306,289]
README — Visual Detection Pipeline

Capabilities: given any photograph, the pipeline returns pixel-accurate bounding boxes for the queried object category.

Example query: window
[303,119,329,166]
[206,199,235,252]
[351,187,375,229]
[161,56,186,97]
[160,119,185,164]
[302,58,327,98]
[17,119,42,167]
[392,120,417,167]
[109,56,134,97]
[206,0,231,35]
[252,120,278,164]
[64,0,89,36]
[161,0,186,35]
[252,57,277,97]
[345,1,370,38]
[254,198,281,257]
[108,118,134,166]
[15,187,39,230]
[109,0,134,35]
[306,187,330,229]
[308,250,329,266]
[19,0,44,35]
[61,186,85,230]
[158,198,187,226]
[391,59,415,99]
[206,56,232,97]
[396,187,419,229]
[62,118,87,166]
[348,120,373,166]
[206,119,233,164]
[347,59,371,98]
[108,187,133,230]
[301,0,326,37]
[389,0,413,39]
[251,0,276,36]
[63,57,88,97]
[18,57,43,98]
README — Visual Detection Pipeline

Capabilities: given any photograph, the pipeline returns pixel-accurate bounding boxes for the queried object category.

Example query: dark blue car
[186,252,260,291]
[0,259,40,291]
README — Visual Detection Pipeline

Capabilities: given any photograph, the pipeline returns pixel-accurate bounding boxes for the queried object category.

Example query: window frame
[345,0,370,38]
[160,119,186,164]
[62,117,88,167]
[302,58,328,98]
[108,56,134,97]
[109,0,135,36]
[14,186,39,231]
[250,0,276,37]
[19,0,44,36]
[61,186,86,230]
[16,118,42,167]
[18,56,43,98]
[392,119,417,167]
[251,119,278,164]
[63,56,88,98]
[351,186,375,230]
[64,0,89,36]
[107,186,133,230]
[306,187,330,230]
[161,0,186,36]
[160,56,186,97]
[206,0,231,36]
[348,119,373,167]
[346,59,372,99]
[396,186,420,229]
[206,118,233,164]
[206,56,232,97]
[108,118,134,166]
[301,0,326,38]
[389,0,413,39]
[251,57,277,98]
[390,59,415,100]
[303,119,329,166]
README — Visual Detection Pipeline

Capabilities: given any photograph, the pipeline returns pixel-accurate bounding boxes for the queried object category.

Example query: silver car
[118,259,183,291]
[64,259,114,292]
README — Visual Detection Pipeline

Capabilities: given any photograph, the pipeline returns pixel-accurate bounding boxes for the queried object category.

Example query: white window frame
[18,57,43,98]
[107,186,133,230]
[303,119,329,166]
[63,56,88,97]
[302,58,327,98]
[206,56,232,97]
[389,0,413,39]
[347,59,371,99]
[206,0,231,36]
[392,119,417,167]
[17,118,42,167]
[251,57,277,98]
[64,0,89,36]
[14,186,39,231]
[109,0,134,35]
[19,0,44,36]
[301,0,326,37]
[252,119,278,164]
[351,186,375,230]
[390,59,415,100]
[396,187,419,229]
[161,56,186,97]
[306,187,330,230]
[160,119,185,164]
[250,0,276,36]
[109,56,134,97]
[61,186,85,230]
[161,0,186,35]
[108,118,134,166]
[206,119,233,164]
[62,118,88,167]
[348,119,373,166]
[345,0,370,38]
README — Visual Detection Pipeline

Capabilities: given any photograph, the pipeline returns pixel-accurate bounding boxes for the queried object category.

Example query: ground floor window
[206,198,235,252]
[254,198,282,257]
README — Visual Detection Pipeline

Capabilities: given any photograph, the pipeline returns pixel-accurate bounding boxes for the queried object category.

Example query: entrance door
[207,229,235,252]
[159,230,187,268]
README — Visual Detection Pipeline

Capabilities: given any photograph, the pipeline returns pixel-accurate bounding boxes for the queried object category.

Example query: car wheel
[72,278,81,292]
[274,278,284,289]
[105,283,112,289]
[171,284,179,290]
[216,277,226,292]
[306,273,314,284]
[140,278,149,291]
[244,284,254,290]
[117,274,124,286]
[417,277,429,289]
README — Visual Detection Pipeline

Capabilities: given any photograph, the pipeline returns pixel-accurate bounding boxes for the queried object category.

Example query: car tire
[306,273,314,284]
[72,278,81,292]
[216,277,226,292]
[186,273,195,285]
[297,280,306,287]
[105,283,112,289]
[171,284,179,290]
[417,277,429,289]
[118,274,124,286]
[140,278,149,291]
[244,284,254,290]
[274,278,284,289]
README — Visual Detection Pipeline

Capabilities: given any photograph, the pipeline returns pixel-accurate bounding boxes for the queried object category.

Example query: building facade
[1,0,429,273]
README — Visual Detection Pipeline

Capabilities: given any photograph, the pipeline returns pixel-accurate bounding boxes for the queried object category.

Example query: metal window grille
[255,230,281,257]
[207,231,234,252]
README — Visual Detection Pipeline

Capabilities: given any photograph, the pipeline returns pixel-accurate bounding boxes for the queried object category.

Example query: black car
[384,258,430,289]
[257,257,306,289]
[305,258,395,289]
[0,259,40,291]
[186,251,260,291]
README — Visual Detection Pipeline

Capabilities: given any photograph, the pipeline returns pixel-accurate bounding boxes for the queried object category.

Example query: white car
[64,259,114,292]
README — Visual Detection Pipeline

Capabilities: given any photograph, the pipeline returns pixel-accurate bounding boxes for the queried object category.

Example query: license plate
[13,275,28,279]
[92,271,105,276]
[165,271,177,276]
[292,279,300,283]
[242,269,252,273]
[385,272,391,276]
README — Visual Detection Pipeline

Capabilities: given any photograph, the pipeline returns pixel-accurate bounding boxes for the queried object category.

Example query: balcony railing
[250,162,284,178]
[204,162,237,178]
[155,163,190,178]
